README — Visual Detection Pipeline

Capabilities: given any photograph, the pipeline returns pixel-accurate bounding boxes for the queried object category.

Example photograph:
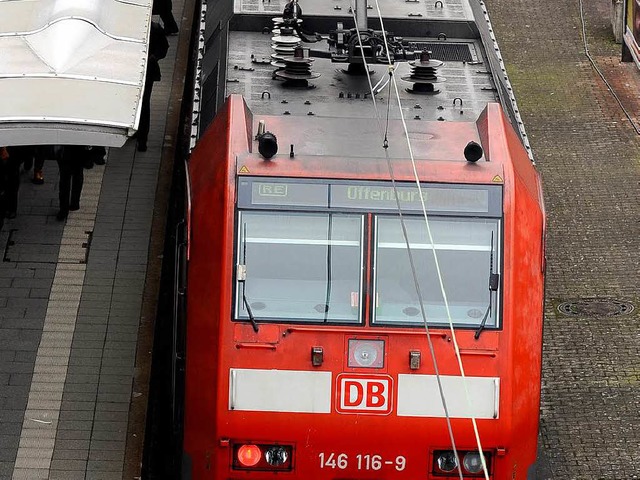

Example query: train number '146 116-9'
[318,453,407,471]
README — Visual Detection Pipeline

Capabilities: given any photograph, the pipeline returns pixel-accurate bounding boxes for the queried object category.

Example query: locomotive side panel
[185,98,251,476]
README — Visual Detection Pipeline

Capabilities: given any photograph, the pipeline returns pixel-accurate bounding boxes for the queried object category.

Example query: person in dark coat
[3,145,33,218]
[82,146,107,169]
[0,147,9,228]
[55,145,87,221]
[22,146,46,184]
[134,23,167,152]
[32,146,47,184]
[153,0,179,35]
[137,55,162,152]
[150,21,169,60]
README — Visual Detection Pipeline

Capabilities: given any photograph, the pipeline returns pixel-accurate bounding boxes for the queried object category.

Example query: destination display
[331,185,489,213]
[239,178,500,215]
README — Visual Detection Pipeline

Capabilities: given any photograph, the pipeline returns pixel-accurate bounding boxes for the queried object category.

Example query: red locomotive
[178,1,545,478]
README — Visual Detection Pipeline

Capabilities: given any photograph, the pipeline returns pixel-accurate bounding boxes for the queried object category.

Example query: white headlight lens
[265,446,288,466]
[437,451,458,472]
[463,452,483,474]
[348,339,384,368]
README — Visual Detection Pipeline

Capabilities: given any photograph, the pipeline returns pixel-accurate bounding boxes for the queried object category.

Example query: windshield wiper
[239,223,259,333]
[475,231,499,340]
[242,284,259,333]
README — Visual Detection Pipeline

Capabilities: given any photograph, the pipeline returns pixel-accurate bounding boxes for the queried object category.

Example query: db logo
[336,374,393,415]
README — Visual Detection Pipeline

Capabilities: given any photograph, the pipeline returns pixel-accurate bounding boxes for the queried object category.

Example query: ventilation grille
[410,42,474,62]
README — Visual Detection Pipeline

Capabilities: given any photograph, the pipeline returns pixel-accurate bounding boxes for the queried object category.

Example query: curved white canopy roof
[0,0,152,147]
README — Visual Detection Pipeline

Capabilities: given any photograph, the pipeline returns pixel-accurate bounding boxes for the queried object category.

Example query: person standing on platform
[32,146,46,184]
[92,146,107,165]
[0,147,10,228]
[153,0,179,35]
[136,22,168,152]
[4,145,32,218]
[55,145,86,221]
[22,145,47,184]
[137,54,162,152]
[82,146,107,170]
[150,21,169,60]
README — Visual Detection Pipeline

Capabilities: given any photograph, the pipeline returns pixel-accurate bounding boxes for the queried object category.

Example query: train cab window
[235,211,364,323]
[372,216,501,328]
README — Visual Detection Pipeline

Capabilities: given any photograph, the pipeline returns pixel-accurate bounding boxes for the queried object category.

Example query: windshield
[373,216,500,327]
[235,211,363,323]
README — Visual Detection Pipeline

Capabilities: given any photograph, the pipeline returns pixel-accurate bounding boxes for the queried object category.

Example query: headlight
[436,451,459,472]
[348,338,385,368]
[265,446,288,466]
[432,449,492,476]
[463,452,483,474]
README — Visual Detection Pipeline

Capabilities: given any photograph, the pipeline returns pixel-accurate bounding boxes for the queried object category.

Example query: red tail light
[237,444,261,467]
[232,443,294,471]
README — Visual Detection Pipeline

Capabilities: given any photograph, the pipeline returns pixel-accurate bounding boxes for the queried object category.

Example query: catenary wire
[370,0,490,477]
[346,3,462,479]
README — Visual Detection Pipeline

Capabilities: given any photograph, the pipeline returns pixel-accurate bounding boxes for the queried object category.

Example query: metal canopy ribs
[0,0,152,147]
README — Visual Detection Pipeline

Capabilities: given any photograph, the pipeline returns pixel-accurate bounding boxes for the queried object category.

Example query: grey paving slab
[48,471,86,480]
[73,324,107,335]
[53,430,91,442]
[95,402,130,413]
[85,471,122,480]
[51,448,88,461]
[48,459,86,471]
[90,429,127,442]
[0,318,44,330]
[88,449,124,463]
[0,423,21,436]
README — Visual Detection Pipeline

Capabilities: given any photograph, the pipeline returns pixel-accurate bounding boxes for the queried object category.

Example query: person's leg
[137,83,153,151]
[69,158,84,211]
[5,158,21,218]
[159,0,179,34]
[0,164,6,229]
[93,147,107,165]
[33,146,46,184]
[57,159,71,220]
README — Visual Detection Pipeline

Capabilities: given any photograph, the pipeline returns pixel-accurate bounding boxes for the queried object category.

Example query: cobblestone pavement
[484,0,640,478]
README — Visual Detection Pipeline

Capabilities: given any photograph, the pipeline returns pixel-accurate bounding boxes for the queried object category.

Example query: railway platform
[0,0,194,478]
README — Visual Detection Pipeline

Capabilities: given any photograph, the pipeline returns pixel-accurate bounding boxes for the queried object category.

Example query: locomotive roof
[225,0,499,156]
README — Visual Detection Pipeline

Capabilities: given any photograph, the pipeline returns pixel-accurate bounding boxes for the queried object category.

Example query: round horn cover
[464,141,483,162]
[259,132,278,159]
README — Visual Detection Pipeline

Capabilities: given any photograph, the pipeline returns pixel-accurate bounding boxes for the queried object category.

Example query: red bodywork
[183,95,545,479]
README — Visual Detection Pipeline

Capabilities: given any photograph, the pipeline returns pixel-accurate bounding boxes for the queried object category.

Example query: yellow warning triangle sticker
[239,165,250,174]
[492,175,503,183]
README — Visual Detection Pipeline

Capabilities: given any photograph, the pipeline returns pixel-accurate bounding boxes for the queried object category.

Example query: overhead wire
[345,3,494,479]
[346,6,463,479]
[369,0,491,477]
